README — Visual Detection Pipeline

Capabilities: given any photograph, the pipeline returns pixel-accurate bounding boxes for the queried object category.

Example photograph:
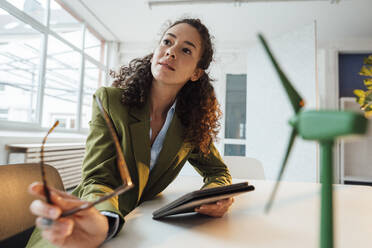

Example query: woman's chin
[152,78,186,88]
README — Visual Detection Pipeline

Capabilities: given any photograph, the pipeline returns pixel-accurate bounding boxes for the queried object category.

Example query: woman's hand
[194,197,234,217]
[28,182,109,248]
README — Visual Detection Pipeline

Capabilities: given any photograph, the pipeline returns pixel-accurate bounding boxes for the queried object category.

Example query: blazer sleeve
[26,87,126,248]
[187,143,232,189]
[72,87,125,230]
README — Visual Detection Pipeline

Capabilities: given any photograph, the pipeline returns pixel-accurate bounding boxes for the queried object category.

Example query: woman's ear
[191,69,204,82]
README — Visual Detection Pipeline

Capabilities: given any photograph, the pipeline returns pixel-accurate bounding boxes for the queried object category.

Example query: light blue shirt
[149,100,176,170]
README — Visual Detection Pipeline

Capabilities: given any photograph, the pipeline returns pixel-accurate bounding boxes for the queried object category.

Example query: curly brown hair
[111,18,221,155]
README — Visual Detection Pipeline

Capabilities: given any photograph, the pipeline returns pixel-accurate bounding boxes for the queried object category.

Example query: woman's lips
[159,63,175,71]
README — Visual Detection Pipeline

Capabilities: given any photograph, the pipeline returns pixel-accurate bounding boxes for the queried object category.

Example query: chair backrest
[0,163,64,241]
[223,156,265,180]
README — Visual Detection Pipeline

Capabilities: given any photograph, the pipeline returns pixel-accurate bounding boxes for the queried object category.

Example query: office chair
[223,156,265,180]
[0,163,64,246]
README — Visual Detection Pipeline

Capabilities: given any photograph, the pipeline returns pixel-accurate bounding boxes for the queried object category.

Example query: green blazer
[27,86,231,247]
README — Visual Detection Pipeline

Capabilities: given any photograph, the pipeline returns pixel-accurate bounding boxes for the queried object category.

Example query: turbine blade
[265,128,297,213]
[258,34,305,114]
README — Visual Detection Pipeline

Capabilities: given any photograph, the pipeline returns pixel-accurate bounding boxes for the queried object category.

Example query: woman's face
[151,23,203,87]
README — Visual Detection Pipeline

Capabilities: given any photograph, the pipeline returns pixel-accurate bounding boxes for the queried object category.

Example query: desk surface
[103,176,372,248]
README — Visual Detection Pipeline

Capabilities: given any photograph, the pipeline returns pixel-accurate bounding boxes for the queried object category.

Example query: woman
[27,18,233,248]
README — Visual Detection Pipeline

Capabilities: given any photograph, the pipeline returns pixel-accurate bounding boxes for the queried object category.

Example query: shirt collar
[169,100,177,113]
[149,100,177,121]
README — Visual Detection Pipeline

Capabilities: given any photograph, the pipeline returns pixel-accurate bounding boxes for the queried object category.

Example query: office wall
[245,23,317,182]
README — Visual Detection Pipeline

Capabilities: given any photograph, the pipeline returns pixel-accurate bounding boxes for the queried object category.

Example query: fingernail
[29,182,37,188]
[49,208,59,218]
[41,218,54,227]
[28,182,39,191]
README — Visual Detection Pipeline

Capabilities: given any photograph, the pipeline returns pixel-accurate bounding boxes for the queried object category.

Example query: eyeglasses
[40,96,134,218]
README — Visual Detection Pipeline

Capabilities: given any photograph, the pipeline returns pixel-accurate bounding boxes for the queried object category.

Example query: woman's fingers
[195,205,227,217]
[30,200,61,220]
[29,182,87,214]
[38,217,74,246]
[49,191,86,211]
[39,217,54,228]
[28,182,78,200]
[198,197,234,211]
[29,182,109,247]
[51,188,79,200]
[216,197,234,207]
[195,197,234,217]
[28,182,79,201]
[36,217,73,233]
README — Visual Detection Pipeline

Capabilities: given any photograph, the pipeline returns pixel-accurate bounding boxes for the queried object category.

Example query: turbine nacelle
[290,110,367,141]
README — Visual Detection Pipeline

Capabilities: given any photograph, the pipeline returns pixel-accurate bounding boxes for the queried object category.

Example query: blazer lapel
[128,101,151,202]
[145,114,190,189]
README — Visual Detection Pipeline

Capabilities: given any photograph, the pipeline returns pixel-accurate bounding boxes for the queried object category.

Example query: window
[81,59,102,129]
[0,0,107,131]
[224,144,245,156]
[339,53,371,97]
[0,11,42,123]
[42,36,81,129]
[50,0,82,47]
[6,0,46,24]
[223,74,247,156]
[85,29,103,61]
[225,74,246,139]
[339,53,372,185]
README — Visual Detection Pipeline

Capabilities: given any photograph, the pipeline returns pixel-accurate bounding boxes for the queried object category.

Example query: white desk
[103,176,372,248]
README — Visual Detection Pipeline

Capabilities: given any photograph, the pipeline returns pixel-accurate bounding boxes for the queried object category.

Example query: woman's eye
[182,48,191,55]
[162,39,171,45]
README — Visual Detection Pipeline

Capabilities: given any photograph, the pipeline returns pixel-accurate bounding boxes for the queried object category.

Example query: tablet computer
[152,182,254,219]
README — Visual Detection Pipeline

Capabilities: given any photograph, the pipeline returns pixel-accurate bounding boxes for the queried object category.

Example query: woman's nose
[166,47,176,59]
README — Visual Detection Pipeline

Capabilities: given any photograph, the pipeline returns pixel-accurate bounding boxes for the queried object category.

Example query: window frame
[222,73,247,156]
[0,0,108,133]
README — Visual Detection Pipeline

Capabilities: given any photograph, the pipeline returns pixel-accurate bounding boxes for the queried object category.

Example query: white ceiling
[61,0,372,47]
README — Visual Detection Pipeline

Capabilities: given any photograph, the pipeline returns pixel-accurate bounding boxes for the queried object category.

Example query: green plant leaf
[363,55,372,65]
[365,90,372,101]
[353,89,366,106]
[360,65,372,77]
[354,55,372,115]
[364,78,372,89]
[354,89,365,96]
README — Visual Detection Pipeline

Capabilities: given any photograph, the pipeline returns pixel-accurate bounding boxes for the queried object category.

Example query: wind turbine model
[258,34,368,248]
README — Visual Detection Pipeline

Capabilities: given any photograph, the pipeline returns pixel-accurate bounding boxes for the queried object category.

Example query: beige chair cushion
[0,163,64,241]
[223,156,265,180]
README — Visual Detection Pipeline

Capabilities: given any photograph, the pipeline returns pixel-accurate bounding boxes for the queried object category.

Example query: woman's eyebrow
[165,32,197,49]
